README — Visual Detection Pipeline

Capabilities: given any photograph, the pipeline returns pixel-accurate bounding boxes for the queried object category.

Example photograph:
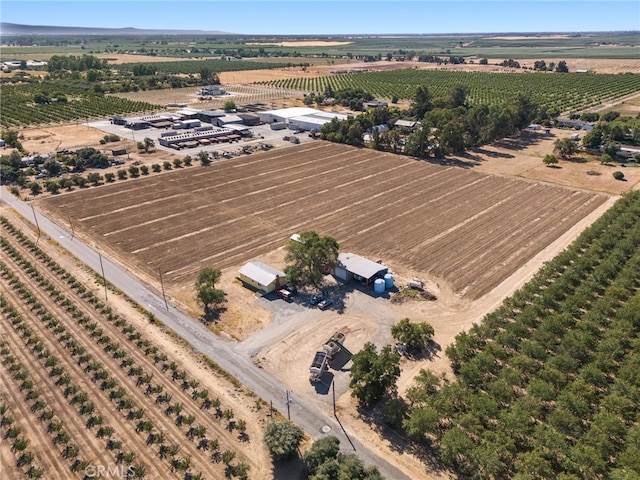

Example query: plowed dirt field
[39,142,608,300]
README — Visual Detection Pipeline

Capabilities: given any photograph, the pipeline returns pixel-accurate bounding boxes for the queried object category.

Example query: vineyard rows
[256,69,640,113]
[0,215,266,479]
[0,84,161,129]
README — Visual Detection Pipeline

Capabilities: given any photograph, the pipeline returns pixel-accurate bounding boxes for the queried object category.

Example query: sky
[1,1,639,35]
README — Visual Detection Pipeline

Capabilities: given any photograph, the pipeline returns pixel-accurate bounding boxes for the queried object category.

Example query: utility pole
[98,253,108,302]
[31,204,41,246]
[158,268,169,310]
[284,390,293,420]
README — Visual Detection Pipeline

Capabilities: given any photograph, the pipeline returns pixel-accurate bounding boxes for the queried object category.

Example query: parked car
[276,288,293,301]
[317,298,333,310]
[310,294,325,306]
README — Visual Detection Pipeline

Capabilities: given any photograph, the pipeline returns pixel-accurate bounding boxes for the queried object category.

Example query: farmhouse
[334,252,388,286]
[238,262,288,294]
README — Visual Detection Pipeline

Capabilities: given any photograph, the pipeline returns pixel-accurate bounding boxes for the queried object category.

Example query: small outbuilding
[334,252,388,287]
[238,262,288,294]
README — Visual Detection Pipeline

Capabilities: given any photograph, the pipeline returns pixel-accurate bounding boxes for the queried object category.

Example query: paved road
[1,192,411,480]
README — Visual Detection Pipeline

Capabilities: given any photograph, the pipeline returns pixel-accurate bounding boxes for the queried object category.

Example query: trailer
[309,351,329,383]
[323,331,346,359]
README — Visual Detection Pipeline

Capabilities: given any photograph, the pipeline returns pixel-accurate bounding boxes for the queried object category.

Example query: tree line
[321,84,556,157]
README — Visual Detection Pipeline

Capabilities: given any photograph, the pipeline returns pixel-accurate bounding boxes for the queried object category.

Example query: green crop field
[257,69,640,113]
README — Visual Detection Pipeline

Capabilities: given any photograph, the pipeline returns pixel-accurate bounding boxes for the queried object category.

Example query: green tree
[195,267,226,316]
[303,436,340,474]
[223,100,237,112]
[284,231,339,288]
[263,420,304,460]
[1,130,24,151]
[554,137,578,159]
[138,138,154,153]
[543,154,559,167]
[613,171,625,181]
[45,179,60,194]
[412,85,433,119]
[197,151,211,166]
[391,318,434,354]
[43,159,62,177]
[28,182,42,195]
[87,172,102,185]
[104,172,115,182]
[349,342,401,407]
[556,60,569,72]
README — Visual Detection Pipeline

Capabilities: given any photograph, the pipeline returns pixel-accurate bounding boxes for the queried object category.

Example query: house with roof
[238,262,288,294]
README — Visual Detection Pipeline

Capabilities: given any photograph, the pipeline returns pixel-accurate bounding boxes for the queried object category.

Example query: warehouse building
[238,262,288,294]
[258,107,350,132]
[334,252,388,287]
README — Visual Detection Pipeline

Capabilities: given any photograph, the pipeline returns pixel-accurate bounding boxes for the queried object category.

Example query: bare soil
[37,141,607,306]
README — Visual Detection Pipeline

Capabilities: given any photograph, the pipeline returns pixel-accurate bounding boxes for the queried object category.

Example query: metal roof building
[334,252,388,285]
[238,262,288,294]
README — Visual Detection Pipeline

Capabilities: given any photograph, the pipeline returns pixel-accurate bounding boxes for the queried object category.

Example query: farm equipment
[323,331,345,359]
[309,351,329,383]
[309,332,351,383]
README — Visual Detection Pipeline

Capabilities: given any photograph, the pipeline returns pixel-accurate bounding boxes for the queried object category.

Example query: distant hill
[0,22,234,36]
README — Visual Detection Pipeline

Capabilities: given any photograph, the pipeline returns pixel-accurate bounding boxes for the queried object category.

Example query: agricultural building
[197,111,226,124]
[238,113,261,126]
[258,107,319,124]
[258,107,349,131]
[174,108,200,120]
[125,120,151,130]
[226,124,252,137]
[365,100,388,109]
[288,111,350,132]
[394,119,417,131]
[157,128,237,148]
[198,86,226,96]
[238,262,287,294]
[211,114,245,128]
[334,252,388,286]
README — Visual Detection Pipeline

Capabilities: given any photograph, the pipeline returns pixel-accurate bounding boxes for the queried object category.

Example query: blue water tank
[384,273,394,289]
[374,278,385,294]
